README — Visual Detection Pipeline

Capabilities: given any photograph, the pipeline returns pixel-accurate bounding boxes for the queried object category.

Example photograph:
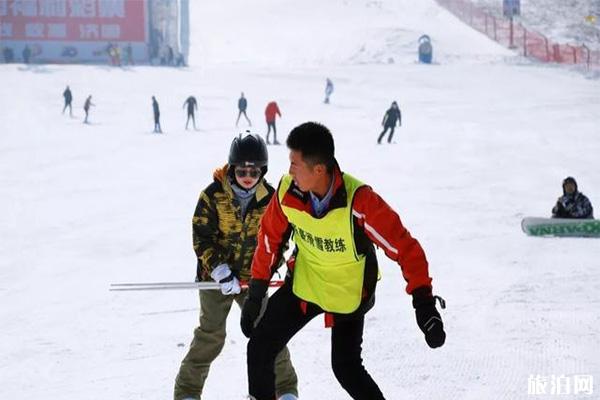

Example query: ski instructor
[241,122,446,400]
[174,133,298,400]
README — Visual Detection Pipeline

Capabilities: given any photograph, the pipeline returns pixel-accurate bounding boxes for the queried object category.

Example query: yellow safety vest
[278,173,366,313]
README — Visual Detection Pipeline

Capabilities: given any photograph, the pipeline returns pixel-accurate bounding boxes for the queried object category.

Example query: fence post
[484,13,488,35]
[509,16,515,48]
[470,2,474,26]
[523,29,527,57]
[582,44,590,70]
[566,44,576,63]
[493,16,497,41]
[553,43,561,62]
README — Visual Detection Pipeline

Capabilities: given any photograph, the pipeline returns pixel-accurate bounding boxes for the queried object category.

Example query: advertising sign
[0,0,148,63]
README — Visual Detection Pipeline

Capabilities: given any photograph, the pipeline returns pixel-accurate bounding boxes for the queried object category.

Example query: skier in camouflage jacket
[552,176,594,219]
[193,164,275,282]
[174,134,298,400]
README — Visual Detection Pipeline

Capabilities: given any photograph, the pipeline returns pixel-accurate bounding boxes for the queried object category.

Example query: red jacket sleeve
[352,186,432,294]
[251,190,290,281]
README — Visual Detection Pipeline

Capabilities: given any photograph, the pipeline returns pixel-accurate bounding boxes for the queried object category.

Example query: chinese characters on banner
[0,0,146,42]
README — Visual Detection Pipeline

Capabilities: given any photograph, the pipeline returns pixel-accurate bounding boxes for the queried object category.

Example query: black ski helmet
[228,132,268,174]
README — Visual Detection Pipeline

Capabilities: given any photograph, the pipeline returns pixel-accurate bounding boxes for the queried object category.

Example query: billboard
[0,0,148,63]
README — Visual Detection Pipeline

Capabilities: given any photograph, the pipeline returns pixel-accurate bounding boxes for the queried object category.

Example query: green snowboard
[521,217,600,238]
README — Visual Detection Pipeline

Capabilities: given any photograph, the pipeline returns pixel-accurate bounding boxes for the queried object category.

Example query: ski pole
[109,280,284,292]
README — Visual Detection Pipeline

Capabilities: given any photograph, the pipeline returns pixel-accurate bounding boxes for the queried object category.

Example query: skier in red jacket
[265,101,282,145]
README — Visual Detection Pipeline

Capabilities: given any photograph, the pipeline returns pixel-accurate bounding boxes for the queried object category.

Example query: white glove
[210,264,241,295]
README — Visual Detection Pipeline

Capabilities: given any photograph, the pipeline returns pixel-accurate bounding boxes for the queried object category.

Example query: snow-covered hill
[188,0,514,67]
[1,1,599,399]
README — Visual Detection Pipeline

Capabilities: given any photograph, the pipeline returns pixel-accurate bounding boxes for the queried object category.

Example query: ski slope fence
[436,0,600,70]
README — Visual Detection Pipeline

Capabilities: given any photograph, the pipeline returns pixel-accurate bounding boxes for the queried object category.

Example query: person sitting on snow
[552,176,594,219]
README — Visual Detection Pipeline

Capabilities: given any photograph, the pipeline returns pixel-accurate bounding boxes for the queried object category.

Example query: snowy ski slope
[1,1,599,399]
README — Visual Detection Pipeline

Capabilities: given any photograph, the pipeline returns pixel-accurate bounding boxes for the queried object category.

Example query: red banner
[0,0,146,42]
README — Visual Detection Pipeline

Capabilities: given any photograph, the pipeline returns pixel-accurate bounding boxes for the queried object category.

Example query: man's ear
[314,163,327,177]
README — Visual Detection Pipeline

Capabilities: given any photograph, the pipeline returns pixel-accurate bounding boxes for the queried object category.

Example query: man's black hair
[286,122,335,173]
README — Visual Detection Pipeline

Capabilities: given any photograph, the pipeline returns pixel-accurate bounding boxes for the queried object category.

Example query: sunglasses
[235,168,261,179]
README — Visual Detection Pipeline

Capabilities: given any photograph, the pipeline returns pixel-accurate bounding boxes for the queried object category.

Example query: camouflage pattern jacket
[193,165,277,282]
[552,192,594,219]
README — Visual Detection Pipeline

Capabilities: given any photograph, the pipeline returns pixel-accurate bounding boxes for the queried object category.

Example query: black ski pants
[247,283,385,400]
[63,101,72,116]
[236,109,251,126]
[186,111,196,129]
[154,114,162,133]
[266,121,277,144]
[378,124,396,144]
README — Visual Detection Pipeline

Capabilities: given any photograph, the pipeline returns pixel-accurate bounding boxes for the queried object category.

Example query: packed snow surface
[1,1,599,399]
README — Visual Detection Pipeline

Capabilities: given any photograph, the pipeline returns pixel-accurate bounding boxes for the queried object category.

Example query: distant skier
[265,100,282,145]
[377,101,401,144]
[152,96,162,133]
[324,78,334,104]
[183,95,198,130]
[22,45,31,64]
[175,52,186,67]
[236,92,252,127]
[83,95,94,124]
[552,177,594,219]
[167,46,175,65]
[2,47,14,63]
[106,43,114,65]
[62,86,73,116]
[124,43,134,65]
[108,44,121,66]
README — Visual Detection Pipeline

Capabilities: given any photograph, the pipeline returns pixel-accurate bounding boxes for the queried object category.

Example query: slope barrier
[436,0,600,70]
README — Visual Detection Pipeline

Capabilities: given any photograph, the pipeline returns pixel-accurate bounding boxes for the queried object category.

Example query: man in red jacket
[264,101,282,145]
[241,122,446,400]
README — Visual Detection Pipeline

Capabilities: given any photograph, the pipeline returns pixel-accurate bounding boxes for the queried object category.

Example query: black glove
[240,279,268,338]
[412,286,446,348]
